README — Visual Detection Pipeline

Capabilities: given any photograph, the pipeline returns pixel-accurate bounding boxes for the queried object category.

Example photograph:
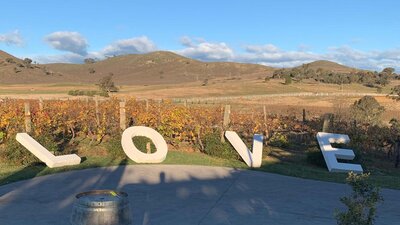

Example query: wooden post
[119,101,126,130]
[302,109,306,123]
[221,105,231,143]
[146,142,151,154]
[263,105,267,124]
[24,102,32,133]
[322,113,332,132]
[223,105,231,128]
[39,98,44,111]
[95,97,100,126]
[145,99,149,112]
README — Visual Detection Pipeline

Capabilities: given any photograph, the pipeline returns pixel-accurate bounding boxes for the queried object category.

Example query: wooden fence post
[221,105,231,143]
[120,101,126,130]
[24,102,32,133]
[302,109,306,123]
[223,105,231,128]
[322,113,333,132]
[39,98,44,111]
[95,97,100,126]
[263,105,267,124]
[145,99,149,112]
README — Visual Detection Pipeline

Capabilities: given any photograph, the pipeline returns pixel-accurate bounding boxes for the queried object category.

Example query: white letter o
[121,126,168,163]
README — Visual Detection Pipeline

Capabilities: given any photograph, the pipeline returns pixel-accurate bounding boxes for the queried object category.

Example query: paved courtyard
[0,165,399,225]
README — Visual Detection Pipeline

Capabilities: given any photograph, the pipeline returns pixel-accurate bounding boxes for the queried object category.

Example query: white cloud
[245,44,280,54]
[177,37,234,61]
[35,36,157,64]
[33,53,85,64]
[180,36,193,47]
[98,36,156,57]
[239,44,320,66]
[44,31,88,55]
[0,30,23,46]
[32,34,400,72]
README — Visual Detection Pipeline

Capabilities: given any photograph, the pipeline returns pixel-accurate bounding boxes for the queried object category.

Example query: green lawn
[1,150,399,189]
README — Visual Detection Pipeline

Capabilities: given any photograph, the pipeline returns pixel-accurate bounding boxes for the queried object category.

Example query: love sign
[14,127,362,173]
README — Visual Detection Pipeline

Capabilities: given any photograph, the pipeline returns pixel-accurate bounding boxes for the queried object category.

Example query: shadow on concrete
[0,163,46,186]
[0,165,398,225]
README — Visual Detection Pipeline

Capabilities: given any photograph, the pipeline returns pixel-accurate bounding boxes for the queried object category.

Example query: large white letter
[16,133,81,168]
[225,131,263,168]
[121,126,168,163]
[316,132,363,173]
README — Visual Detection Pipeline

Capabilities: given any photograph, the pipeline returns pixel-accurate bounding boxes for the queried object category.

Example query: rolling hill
[0,50,362,85]
[295,60,359,73]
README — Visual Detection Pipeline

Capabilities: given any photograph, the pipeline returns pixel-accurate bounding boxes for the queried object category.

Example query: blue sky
[1,0,399,71]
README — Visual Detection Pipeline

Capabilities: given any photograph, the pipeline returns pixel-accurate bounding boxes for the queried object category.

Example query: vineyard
[0,97,399,172]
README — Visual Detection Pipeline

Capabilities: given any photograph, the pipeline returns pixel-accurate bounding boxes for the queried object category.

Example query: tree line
[272,64,397,88]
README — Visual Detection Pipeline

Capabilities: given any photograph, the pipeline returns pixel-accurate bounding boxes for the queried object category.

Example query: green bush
[0,131,5,144]
[335,172,383,225]
[68,90,105,97]
[203,132,240,160]
[105,135,156,158]
[268,132,289,148]
[0,134,58,165]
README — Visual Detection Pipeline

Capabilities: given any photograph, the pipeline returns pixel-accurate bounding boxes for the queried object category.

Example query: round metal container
[70,190,132,225]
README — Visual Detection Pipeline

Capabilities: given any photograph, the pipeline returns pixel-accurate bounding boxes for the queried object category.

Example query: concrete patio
[0,165,399,225]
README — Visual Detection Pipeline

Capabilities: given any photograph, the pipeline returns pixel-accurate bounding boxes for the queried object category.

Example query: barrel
[70,190,132,225]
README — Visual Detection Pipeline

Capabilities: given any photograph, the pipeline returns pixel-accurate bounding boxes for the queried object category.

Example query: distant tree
[23,58,32,65]
[350,96,385,126]
[84,58,96,64]
[97,74,119,94]
[382,67,395,76]
[88,68,96,74]
[284,75,292,85]
[23,58,33,68]
[202,78,209,86]
[376,73,389,86]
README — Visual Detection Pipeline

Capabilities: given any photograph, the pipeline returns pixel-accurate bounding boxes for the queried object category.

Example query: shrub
[268,132,289,148]
[105,135,156,158]
[132,136,156,153]
[335,172,383,225]
[68,90,104,97]
[284,75,292,85]
[350,96,385,126]
[0,134,58,165]
[203,132,240,160]
[0,131,5,144]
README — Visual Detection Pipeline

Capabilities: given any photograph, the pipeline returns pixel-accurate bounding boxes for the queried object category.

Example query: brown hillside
[47,51,274,85]
[0,50,368,85]
[296,60,359,73]
[0,51,274,85]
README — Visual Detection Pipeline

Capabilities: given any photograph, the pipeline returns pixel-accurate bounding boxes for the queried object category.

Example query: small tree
[84,58,96,64]
[350,96,385,126]
[97,74,118,94]
[335,172,383,225]
[23,58,32,65]
[284,75,292,85]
